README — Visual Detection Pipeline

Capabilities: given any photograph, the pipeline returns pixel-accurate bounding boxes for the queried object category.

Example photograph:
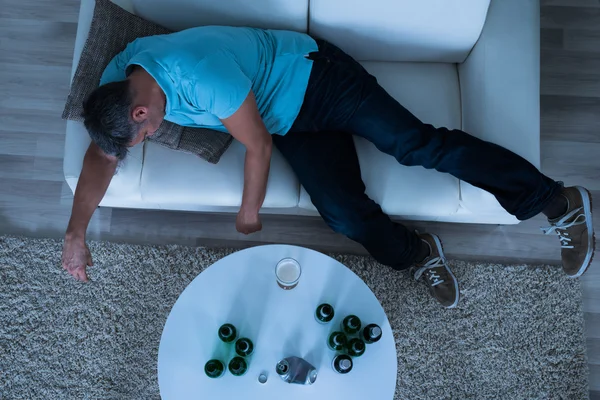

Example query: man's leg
[302,38,594,278]
[339,69,594,277]
[305,41,560,219]
[272,129,460,307]
[343,85,562,221]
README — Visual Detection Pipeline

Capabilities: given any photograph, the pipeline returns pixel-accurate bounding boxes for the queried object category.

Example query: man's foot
[542,186,595,278]
[413,233,460,308]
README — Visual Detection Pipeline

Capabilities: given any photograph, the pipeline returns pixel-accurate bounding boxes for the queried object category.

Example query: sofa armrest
[64,0,142,202]
[65,0,138,182]
[458,0,540,168]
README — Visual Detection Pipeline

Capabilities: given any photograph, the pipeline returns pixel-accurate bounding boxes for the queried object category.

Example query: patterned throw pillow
[62,0,232,164]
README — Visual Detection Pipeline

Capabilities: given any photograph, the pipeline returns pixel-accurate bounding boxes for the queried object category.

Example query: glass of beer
[275,258,301,290]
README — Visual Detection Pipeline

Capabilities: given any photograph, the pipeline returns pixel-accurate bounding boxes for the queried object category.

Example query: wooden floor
[0,0,598,396]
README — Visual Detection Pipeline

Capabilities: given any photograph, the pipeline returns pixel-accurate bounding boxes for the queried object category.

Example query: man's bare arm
[62,142,117,281]
[221,91,272,234]
[66,142,117,238]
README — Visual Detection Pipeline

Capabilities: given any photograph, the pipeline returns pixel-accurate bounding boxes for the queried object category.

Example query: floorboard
[541,0,599,7]
[541,5,600,29]
[592,364,600,392]
[564,29,600,52]
[541,95,600,142]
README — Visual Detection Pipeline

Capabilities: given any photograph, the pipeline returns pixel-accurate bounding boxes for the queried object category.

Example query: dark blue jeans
[272,39,561,270]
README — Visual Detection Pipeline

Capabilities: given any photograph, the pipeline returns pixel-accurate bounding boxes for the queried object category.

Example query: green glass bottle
[346,338,366,357]
[235,338,254,357]
[315,303,335,324]
[340,315,361,335]
[204,359,225,378]
[362,323,382,344]
[332,354,353,374]
[229,356,248,376]
[327,331,348,351]
[218,323,238,343]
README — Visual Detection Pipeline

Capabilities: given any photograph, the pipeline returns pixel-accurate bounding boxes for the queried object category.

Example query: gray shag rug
[0,235,589,399]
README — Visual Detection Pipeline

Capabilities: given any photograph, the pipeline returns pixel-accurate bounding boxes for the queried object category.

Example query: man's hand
[236,209,263,235]
[61,236,93,282]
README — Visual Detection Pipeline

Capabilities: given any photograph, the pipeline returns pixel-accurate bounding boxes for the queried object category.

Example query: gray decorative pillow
[62,0,232,164]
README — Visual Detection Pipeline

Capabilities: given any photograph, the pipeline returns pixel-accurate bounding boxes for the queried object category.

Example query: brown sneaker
[542,186,595,278]
[413,233,460,308]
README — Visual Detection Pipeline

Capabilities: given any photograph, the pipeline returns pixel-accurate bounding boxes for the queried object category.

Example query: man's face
[128,99,164,147]
[129,125,155,147]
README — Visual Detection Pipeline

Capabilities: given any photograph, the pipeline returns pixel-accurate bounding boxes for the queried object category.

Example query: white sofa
[64,0,540,224]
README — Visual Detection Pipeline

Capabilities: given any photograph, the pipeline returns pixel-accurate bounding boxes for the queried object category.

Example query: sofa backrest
[131,0,309,33]
[131,0,490,63]
[309,0,491,63]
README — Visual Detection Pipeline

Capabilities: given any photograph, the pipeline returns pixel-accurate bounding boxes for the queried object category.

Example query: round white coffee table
[158,245,397,399]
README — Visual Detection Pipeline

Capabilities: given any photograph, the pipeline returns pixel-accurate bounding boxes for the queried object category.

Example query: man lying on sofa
[61,26,595,308]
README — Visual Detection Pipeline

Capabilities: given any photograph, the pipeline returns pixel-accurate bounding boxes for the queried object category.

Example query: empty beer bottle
[346,338,366,357]
[229,356,248,376]
[362,323,382,344]
[315,303,335,324]
[235,338,254,357]
[204,359,225,378]
[332,354,353,374]
[327,331,348,351]
[218,323,237,343]
[340,315,361,335]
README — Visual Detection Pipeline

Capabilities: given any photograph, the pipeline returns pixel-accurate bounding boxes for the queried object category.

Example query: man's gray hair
[82,80,143,160]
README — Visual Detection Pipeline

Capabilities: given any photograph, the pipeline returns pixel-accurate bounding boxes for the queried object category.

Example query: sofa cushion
[459,181,515,217]
[140,141,300,208]
[309,0,490,63]
[130,0,309,32]
[299,61,462,217]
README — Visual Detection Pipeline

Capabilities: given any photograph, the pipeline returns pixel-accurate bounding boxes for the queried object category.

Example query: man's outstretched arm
[62,142,118,281]
[221,91,272,234]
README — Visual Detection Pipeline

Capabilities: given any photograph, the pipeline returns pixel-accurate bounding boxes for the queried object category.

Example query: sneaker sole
[430,234,460,308]
[570,186,595,278]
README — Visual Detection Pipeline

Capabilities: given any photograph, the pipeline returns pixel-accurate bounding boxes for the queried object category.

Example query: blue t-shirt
[100,26,318,135]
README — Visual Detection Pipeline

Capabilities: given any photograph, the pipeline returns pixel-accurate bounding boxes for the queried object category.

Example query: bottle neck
[368,326,382,340]
[320,305,332,317]
[221,327,232,338]
[277,361,290,375]
[231,359,245,373]
[206,361,223,376]
[338,358,351,371]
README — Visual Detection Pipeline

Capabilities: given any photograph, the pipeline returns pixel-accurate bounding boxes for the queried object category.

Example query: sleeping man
[61,26,595,308]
